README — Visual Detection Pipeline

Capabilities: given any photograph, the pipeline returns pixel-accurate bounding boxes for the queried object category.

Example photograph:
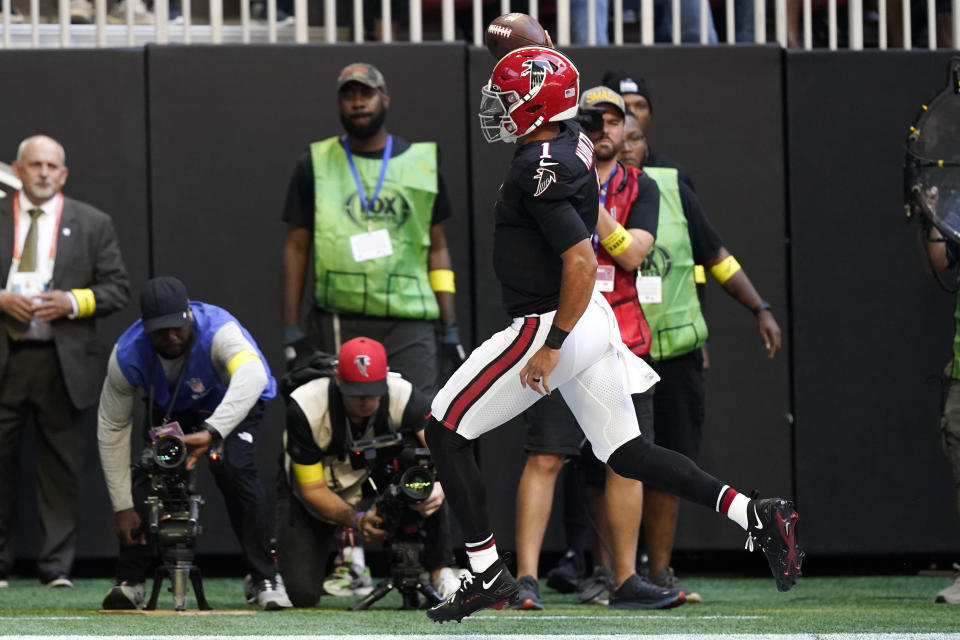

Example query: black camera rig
[347,433,444,611]
[139,435,211,611]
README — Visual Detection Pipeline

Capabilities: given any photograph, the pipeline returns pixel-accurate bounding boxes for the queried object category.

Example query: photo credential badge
[350,228,393,262]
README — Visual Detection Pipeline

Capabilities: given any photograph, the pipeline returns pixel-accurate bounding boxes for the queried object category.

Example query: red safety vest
[597,163,652,356]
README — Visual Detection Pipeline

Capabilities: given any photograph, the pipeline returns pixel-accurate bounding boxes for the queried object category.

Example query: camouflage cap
[336,62,387,92]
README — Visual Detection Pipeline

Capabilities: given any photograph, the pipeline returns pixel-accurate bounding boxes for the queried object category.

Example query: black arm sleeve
[281,151,315,229]
[285,401,325,465]
[680,181,724,264]
[624,172,660,238]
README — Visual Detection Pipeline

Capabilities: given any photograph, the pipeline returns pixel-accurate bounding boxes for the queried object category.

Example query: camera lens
[398,466,433,502]
[153,435,186,470]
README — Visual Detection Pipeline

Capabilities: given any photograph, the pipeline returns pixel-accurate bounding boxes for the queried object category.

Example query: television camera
[347,433,444,611]
[138,431,212,611]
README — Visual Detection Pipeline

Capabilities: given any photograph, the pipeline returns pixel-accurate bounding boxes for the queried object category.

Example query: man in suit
[0,135,129,588]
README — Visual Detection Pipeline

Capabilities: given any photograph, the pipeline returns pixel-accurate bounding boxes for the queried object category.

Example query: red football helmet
[479,46,580,144]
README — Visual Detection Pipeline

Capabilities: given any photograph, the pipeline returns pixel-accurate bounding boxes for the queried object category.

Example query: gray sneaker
[510,574,544,610]
[577,566,613,605]
[649,566,701,603]
[936,563,960,604]
[102,581,145,610]
[252,575,293,610]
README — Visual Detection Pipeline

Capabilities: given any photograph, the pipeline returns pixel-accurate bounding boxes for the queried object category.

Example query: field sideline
[1,575,959,637]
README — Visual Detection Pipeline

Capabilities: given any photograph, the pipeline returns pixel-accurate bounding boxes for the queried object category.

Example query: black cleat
[426,556,519,623]
[746,498,804,592]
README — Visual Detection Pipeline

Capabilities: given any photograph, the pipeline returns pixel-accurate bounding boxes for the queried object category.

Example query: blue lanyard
[594,164,620,250]
[342,134,393,221]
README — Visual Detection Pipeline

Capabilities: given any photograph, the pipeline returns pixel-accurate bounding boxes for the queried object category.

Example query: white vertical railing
[30,0,38,47]
[557,0,571,44]
[849,0,863,48]
[323,0,335,41]
[725,0,734,42]
[241,0,251,43]
[668,0,677,43]
[588,0,597,44]
[2,0,10,48]
[528,0,538,21]
[353,0,363,42]
[382,0,392,42]
[954,0,960,51]
[699,0,708,42]
[410,0,422,42]
[878,0,887,48]
[776,0,787,45]
[927,0,936,47]
[95,0,106,47]
[441,0,453,41]
[472,0,481,44]
[182,0,192,44]
[755,0,766,42]
[155,0,169,44]
[613,0,623,43]
[501,0,509,13]
[209,0,222,42]
[803,0,812,48]
[58,0,68,48]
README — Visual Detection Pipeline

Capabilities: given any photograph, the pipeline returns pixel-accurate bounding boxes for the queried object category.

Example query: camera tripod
[144,494,212,611]
[348,540,443,610]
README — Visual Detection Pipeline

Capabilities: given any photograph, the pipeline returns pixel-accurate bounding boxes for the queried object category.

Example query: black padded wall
[468,45,791,552]
[786,51,960,554]
[145,43,472,553]
[0,49,151,560]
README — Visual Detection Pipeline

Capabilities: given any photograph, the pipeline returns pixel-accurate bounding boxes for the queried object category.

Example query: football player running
[425,47,803,624]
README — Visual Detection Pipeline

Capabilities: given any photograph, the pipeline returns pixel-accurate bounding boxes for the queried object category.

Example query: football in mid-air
[485,13,548,60]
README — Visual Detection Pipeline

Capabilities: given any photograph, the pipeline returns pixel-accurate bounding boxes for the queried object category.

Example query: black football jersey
[493,122,600,317]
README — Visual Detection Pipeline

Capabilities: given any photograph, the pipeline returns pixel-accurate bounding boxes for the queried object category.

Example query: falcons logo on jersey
[533,166,557,196]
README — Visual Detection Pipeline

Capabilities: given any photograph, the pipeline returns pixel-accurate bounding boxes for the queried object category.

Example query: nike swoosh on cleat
[752,506,763,530]
[482,570,503,590]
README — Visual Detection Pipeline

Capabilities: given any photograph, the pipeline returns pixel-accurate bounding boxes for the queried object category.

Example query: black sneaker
[426,556,519,623]
[546,549,584,593]
[577,565,613,605]
[746,497,804,592]
[649,566,701,603]
[510,574,544,610]
[608,574,685,610]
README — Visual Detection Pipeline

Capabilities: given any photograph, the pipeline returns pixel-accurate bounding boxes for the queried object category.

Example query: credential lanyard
[594,164,619,250]
[342,134,393,227]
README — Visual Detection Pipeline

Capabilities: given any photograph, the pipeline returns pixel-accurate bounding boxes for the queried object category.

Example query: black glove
[437,323,466,383]
[283,326,314,372]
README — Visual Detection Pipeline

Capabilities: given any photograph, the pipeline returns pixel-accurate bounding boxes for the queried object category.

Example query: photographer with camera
[97,276,291,610]
[276,336,458,608]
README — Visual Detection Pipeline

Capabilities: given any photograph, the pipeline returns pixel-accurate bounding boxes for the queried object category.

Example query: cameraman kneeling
[97,277,291,610]
[277,337,457,607]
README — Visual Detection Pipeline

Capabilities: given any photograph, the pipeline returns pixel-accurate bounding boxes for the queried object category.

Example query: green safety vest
[640,167,709,362]
[310,137,439,319]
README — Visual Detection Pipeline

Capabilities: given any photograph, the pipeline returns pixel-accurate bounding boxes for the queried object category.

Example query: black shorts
[523,391,585,457]
[650,349,705,460]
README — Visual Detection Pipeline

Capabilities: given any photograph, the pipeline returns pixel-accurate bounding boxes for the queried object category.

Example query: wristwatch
[752,300,772,316]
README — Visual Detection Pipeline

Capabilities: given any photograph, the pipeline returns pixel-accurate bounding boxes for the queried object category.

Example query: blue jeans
[571,0,610,44]
[653,0,718,42]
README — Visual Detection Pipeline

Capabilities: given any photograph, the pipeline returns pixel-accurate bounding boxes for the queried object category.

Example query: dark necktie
[4,208,43,340]
[19,208,43,272]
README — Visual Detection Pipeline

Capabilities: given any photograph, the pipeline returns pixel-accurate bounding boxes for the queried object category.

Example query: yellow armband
[71,288,96,318]
[226,349,262,376]
[429,268,456,293]
[292,461,325,485]
[708,255,742,284]
[693,265,706,284]
[600,224,633,257]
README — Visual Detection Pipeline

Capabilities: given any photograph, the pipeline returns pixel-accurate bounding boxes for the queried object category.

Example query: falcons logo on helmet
[520,58,556,93]
[355,355,371,377]
[533,167,557,197]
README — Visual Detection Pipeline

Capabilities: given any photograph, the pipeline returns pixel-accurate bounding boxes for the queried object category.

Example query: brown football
[485,13,548,60]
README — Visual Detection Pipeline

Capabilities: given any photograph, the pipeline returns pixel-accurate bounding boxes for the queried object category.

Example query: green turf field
[0,574,958,638]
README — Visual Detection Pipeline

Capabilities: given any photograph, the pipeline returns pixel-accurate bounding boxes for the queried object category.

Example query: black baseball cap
[140,276,191,334]
[601,70,653,114]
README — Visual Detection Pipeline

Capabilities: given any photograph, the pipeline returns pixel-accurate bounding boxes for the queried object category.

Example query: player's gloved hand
[283,325,313,371]
[437,323,466,382]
